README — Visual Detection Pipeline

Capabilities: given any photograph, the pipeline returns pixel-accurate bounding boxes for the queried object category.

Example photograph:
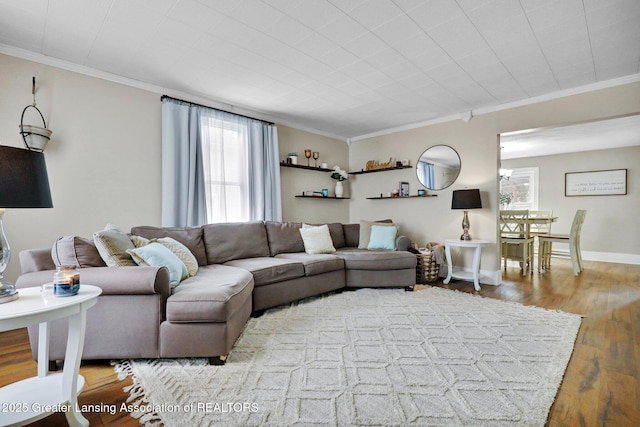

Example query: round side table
[0,285,101,426]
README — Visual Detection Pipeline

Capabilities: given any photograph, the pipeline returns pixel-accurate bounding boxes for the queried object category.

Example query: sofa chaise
[16,220,416,365]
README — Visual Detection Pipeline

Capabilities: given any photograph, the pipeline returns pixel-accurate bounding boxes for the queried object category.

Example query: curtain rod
[160,95,274,125]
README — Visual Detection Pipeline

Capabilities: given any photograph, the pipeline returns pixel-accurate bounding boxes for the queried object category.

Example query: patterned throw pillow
[152,237,198,277]
[93,224,136,267]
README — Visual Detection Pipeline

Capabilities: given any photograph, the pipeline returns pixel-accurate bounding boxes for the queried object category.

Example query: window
[200,114,250,223]
[500,167,539,210]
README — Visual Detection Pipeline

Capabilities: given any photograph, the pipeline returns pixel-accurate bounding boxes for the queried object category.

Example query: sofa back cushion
[326,223,346,248]
[130,225,207,266]
[265,221,304,256]
[343,223,360,248]
[203,221,270,264]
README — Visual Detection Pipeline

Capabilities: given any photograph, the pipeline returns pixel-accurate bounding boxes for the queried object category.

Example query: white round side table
[443,239,491,291]
[0,285,101,426]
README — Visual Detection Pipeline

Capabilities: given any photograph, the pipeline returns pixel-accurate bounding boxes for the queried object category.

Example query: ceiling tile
[1,0,638,139]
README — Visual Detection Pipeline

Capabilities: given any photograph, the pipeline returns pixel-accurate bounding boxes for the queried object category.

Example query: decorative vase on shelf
[335,181,344,198]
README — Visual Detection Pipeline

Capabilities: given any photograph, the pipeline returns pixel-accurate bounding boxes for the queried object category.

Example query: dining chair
[529,210,553,265]
[500,210,534,274]
[538,209,587,275]
[528,210,554,236]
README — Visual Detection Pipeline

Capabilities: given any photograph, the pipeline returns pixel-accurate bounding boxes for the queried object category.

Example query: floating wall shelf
[280,162,332,172]
[295,195,350,200]
[366,195,437,200]
[349,165,412,175]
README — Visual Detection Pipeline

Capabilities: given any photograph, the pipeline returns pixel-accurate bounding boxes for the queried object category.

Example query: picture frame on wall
[399,181,409,197]
[565,169,627,196]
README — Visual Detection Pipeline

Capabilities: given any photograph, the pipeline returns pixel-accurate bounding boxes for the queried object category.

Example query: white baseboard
[581,250,640,265]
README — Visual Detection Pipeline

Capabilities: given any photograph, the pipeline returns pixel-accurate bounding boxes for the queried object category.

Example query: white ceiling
[500,113,640,159]
[1,0,639,140]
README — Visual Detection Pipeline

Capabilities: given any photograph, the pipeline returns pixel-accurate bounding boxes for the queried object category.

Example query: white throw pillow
[299,224,336,254]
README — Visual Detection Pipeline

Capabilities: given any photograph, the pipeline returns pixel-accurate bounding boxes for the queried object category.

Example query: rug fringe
[113,360,164,426]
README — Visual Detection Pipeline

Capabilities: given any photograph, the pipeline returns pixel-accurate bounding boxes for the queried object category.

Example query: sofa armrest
[19,248,56,273]
[15,266,171,297]
[396,235,412,251]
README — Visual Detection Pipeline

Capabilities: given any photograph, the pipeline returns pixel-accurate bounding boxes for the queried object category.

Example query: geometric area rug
[114,287,581,426]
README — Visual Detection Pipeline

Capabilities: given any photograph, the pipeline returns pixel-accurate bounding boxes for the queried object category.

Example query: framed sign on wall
[565,169,627,196]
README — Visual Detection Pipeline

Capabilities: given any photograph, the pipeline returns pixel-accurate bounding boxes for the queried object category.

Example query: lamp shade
[451,189,481,210]
[0,145,53,208]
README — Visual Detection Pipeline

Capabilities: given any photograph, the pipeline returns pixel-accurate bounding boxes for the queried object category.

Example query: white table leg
[472,246,482,291]
[443,243,453,284]
[37,322,50,378]
[62,305,89,427]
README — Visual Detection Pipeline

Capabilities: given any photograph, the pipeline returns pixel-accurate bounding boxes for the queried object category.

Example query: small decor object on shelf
[365,157,394,171]
[399,181,409,197]
[287,152,298,165]
[304,149,312,166]
[418,189,426,196]
[313,151,319,167]
[330,165,348,198]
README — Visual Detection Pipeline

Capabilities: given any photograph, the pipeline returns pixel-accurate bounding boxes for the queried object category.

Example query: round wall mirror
[416,145,461,190]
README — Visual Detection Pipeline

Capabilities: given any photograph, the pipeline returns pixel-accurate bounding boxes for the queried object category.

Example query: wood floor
[1,258,638,426]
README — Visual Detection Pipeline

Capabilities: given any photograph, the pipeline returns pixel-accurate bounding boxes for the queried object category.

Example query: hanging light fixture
[19,77,52,152]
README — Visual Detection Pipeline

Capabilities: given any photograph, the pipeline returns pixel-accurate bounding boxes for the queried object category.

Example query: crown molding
[0,44,348,143]
[349,73,640,142]
[2,44,636,145]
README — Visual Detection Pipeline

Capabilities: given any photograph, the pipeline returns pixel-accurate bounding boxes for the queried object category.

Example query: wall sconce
[499,168,512,181]
[19,77,52,152]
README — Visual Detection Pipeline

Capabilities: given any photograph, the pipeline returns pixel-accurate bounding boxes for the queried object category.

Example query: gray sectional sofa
[16,220,416,365]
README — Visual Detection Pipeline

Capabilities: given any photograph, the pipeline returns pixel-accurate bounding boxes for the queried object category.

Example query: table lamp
[0,145,53,303]
[451,189,482,241]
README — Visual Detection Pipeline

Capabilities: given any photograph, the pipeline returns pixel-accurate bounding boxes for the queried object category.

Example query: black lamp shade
[451,189,481,210]
[0,146,53,208]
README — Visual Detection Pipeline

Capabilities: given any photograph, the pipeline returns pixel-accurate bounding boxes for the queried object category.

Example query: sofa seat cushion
[224,257,304,287]
[275,253,345,276]
[335,248,417,270]
[166,265,253,323]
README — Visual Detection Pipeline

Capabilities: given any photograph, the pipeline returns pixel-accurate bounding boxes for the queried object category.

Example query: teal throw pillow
[367,225,398,250]
[127,242,188,287]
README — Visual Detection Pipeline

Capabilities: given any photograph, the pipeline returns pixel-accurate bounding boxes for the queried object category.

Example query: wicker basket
[416,251,439,283]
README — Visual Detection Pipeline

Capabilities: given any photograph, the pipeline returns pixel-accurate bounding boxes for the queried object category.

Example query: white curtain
[161,100,207,227]
[200,110,250,222]
[162,97,281,225]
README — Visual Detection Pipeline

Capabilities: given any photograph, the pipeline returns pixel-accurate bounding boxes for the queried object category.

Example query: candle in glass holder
[52,265,80,296]
[304,149,312,166]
